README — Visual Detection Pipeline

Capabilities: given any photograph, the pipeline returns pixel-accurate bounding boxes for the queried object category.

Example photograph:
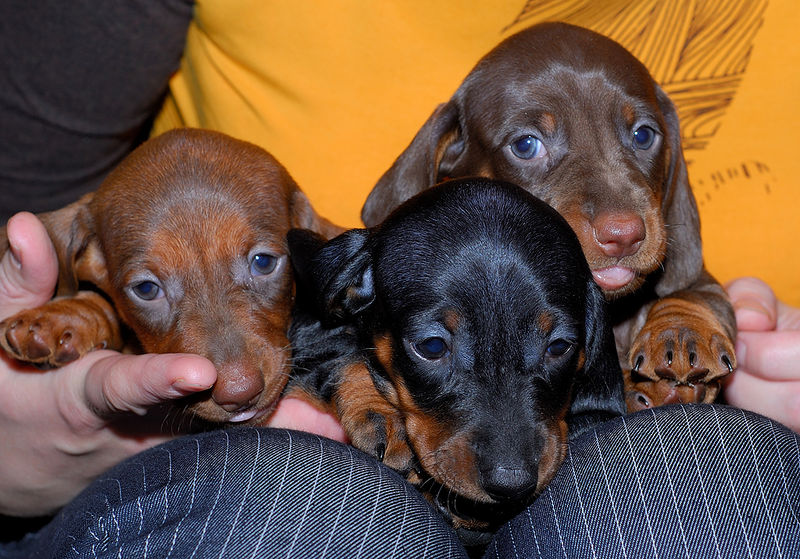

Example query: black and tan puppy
[362,22,736,412]
[288,178,625,533]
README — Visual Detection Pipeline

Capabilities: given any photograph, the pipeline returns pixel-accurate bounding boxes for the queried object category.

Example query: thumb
[83,352,217,420]
[724,276,777,332]
[0,212,59,319]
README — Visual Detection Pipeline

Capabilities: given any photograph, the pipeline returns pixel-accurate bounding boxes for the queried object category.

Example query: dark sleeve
[0,0,194,222]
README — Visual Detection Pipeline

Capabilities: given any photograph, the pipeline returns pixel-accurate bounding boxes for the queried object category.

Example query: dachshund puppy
[288,178,625,534]
[362,22,736,412]
[0,128,341,424]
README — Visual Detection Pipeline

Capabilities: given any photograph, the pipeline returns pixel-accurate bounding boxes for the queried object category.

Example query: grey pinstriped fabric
[2,405,798,558]
[485,404,800,559]
[2,428,465,559]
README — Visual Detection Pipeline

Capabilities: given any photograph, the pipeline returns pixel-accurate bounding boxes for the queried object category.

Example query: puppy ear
[287,228,328,291]
[288,228,374,322]
[34,192,110,296]
[289,189,345,240]
[361,101,462,226]
[568,279,626,437]
[655,85,704,295]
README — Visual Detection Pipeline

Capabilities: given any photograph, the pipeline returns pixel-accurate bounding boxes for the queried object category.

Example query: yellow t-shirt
[153,0,800,305]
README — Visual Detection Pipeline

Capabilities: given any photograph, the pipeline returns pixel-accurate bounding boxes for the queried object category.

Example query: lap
[4,405,797,558]
[486,404,800,558]
[3,428,464,558]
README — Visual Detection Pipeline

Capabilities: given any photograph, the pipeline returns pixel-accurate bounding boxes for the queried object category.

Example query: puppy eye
[412,337,450,360]
[632,126,655,150]
[250,253,278,276]
[546,339,573,358]
[131,280,162,301]
[510,135,546,160]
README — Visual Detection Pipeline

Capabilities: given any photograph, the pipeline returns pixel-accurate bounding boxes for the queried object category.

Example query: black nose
[481,464,538,502]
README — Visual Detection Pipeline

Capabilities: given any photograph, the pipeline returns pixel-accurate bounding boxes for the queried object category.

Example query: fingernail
[733,297,769,316]
[733,297,777,328]
[171,377,213,394]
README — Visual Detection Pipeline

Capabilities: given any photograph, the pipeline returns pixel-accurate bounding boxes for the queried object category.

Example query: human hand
[723,277,800,432]
[0,213,218,516]
[0,213,345,517]
[268,398,347,443]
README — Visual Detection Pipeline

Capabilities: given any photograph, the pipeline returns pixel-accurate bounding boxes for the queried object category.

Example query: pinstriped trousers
[486,404,800,559]
[2,405,797,558]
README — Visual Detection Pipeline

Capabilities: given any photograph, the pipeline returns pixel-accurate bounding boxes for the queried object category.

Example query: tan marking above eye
[538,311,554,333]
[622,103,636,127]
[540,112,557,135]
[443,309,461,332]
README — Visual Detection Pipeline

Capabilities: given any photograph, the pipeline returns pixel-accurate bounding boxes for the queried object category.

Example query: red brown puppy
[0,128,341,424]
[362,22,736,411]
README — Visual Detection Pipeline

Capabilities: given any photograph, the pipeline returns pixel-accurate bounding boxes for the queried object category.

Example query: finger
[724,277,777,332]
[268,397,348,442]
[777,300,800,330]
[83,352,217,419]
[0,212,59,318]
[734,331,800,381]
[723,368,800,433]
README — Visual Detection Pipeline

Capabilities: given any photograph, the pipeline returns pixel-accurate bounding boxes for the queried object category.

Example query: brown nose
[593,212,645,258]
[211,362,265,412]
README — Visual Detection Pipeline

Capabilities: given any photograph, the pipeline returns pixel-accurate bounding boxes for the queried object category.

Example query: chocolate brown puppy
[362,22,736,411]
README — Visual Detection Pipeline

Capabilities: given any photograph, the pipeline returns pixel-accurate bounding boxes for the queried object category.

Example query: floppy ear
[361,101,462,226]
[24,192,109,296]
[289,189,346,240]
[568,279,626,437]
[288,228,374,324]
[655,85,704,296]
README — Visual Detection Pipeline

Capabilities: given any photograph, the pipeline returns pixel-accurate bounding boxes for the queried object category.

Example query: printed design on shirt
[694,161,776,208]
[506,0,768,156]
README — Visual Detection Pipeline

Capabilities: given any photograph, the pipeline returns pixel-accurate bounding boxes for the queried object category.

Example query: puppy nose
[593,212,645,258]
[482,464,538,502]
[211,363,265,412]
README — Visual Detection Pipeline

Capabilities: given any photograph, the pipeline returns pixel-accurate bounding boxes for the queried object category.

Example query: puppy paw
[0,292,122,367]
[626,298,735,411]
[331,362,416,472]
[346,408,415,473]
